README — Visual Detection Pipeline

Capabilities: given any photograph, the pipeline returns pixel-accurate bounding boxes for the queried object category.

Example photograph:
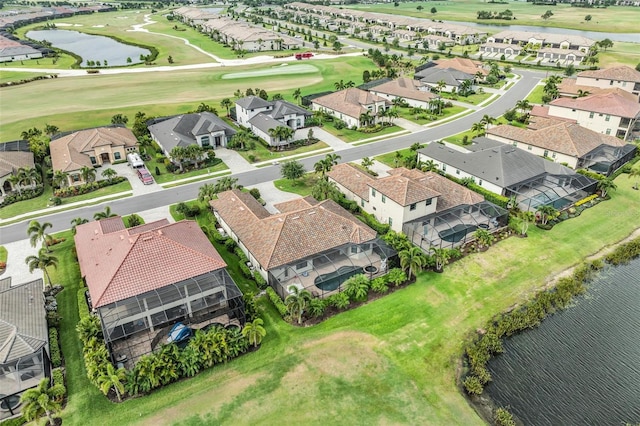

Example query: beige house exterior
[576,66,640,98]
[368,77,438,109]
[0,148,35,197]
[50,126,138,186]
[311,88,390,128]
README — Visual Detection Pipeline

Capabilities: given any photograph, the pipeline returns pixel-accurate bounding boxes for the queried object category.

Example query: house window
[426,198,432,206]
[544,150,549,157]
[456,169,460,175]
[442,164,447,171]
[371,188,376,197]
[605,115,611,122]
[589,112,594,118]
[552,152,557,158]
[388,217,393,226]
[351,245,358,254]
[478,180,483,186]
[283,268,289,278]
[201,136,210,147]
[72,174,80,182]
[610,80,613,85]
[606,128,611,135]
[114,152,121,160]
[410,203,416,211]
[381,195,386,203]
[361,243,371,251]
[361,199,365,207]
[527,145,532,151]
[90,156,97,165]
[295,260,308,270]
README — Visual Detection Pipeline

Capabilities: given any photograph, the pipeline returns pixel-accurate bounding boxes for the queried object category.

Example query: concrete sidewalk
[214,148,257,173]
[310,127,352,151]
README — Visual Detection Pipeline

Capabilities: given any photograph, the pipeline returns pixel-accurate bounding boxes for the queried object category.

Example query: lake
[485,257,640,425]
[26,29,151,67]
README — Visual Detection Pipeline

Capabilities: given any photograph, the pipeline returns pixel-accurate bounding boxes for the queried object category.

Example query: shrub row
[266,287,288,317]
[53,177,126,198]
[574,194,599,207]
[51,367,67,403]
[0,74,57,88]
[604,236,640,266]
[0,186,44,208]
[446,174,510,208]
[576,168,605,181]
[357,211,390,235]
[49,327,62,368]
[357,123,391,134]
[78,287,90,320]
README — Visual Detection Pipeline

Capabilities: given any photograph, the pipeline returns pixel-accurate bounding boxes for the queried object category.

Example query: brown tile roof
[558,79,639,101]
[211,190,376,270]
[549,92,640,118]
[273,197,313,213]
[75,218,226,308]
[370,77,437,103]
[0,151,35,178]
[436,57,488,76]
[50,126,138,174]
[327,163,376,201]
[417,171,484,212]
[370,168,441,206]
[311,88,390,120]
[529,106,576,124]
[578,66,640,83]
[487,120,626,158]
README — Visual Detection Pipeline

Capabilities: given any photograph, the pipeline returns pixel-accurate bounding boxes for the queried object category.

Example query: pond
[485,257,640,425]
[26,29,151,67]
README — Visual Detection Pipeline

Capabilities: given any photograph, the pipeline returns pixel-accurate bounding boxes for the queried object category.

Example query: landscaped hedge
[0,185,44,208]
[446,174,510,208]
[357,211,390,235]
[54,177,126,198]
[77,287,90,320]
[49,327,62,367]
[51,367,67,403]
[266,287,288,317]
[0,416,26,426]
[576,168,605,181]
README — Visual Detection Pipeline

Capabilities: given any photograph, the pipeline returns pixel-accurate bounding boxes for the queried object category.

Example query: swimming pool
[315,266,364,292]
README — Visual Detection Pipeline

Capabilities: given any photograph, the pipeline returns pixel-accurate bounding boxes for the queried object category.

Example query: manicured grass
[439,91,493,106]
[320,122,403,143]
[0,246,7,263]
[0,70,48,84]
[273,173,321,196]
[0,56,375,141]
[346,1,640,33]
[143,147,229,184]
[0,180,132,220]
[598,42,640,68]
[49,174,639,426]
[397,105,467,125]
[375,147,416,168]
[443,117,526,146]
[236,140,329,164]
[0,54,78,69]
[526,84,546,105]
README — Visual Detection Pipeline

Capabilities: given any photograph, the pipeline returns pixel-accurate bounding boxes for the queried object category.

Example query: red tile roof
[311,88,390,120]
[578,66,640,83]
[327,163,376,201]
[75,218,226,308]
[371,168,441,206]
[550,92,640,118]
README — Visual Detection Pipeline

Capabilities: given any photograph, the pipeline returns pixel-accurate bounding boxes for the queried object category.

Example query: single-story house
[50,126,138,186]
[414,67,475,93]
[486,118,637,175]
[327,164,507,249]
[487,30,595,52]
[235,96,311,147]
[311,88,391,128]
[418,139,598,212]
[148,112,236,158]
[0,141,35,197]
[0,277,49,420]
[211,190,395,299]
[435,57,488,78]
[0,35,43,63]
[367,77,438,109]
[75,217,245,367]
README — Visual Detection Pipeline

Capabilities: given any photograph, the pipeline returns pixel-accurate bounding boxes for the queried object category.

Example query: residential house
[0,141,35,197]
[422,35,455,50]
[575,66,640,98]
[367,77,438,109]
[536,47,586,65]
[50,126,138,186]
[311,88,391,128]
[486,118,637,175]
[479,42,522,58]
[327,164,507,249]
[534,91,640,140]
[435,57,488,78]
[556,77,637,100]
[211,190,395,299]
[0,35,43,62]
[172,6,220,25]
[414,67,475,93]
[418,139,598,211]
[148,112,236,157]
[0,277,49,421]
[74,217,245,367]
[486,30,595,52]
[235,96,311,147]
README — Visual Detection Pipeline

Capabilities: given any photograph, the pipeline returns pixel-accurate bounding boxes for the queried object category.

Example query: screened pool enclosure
[269,239,397,299]
[504,173,597,212]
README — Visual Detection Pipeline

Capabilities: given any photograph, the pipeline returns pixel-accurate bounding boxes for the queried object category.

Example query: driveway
[110,163,162,195]
[2,239,46,286]
[214,148,257,173]
[311,127,351,151]
[250,181,300,214]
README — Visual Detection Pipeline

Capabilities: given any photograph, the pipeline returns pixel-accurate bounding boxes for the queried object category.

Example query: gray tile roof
[248,113,282,134]
[270,100,312,120]
[415,67,474,87]
[148,112,236,152]
[236,96,272,110]
[419,139,576,188]
[0,278,47,364]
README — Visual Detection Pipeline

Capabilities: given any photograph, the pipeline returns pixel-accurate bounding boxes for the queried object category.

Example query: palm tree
[25,248,58,286]
[220,98,232,116]
[597,178,617,198]
[343,274,369,301]
[7,174,21,194]
[214,176,239,193]
[628,167,640,190]
[314,158,332,177]
[386,107,399,125]
[292,88,302,105]
[334,79,346,90]
[473,229,495,249]
[285,286,312,324]
[80,166,96,184]
[27,220,53,250]
[94,206,117,220]
[70,217,89,235]
[576,89,590,98]
[52,170,69,189]
[421,159,437,172]
[170,146,187,172]
[459,79,473,97]
[20,378,63,425]
[101,168,117,183]
[481,114,495,130]
[198,183,218,202]
[97,363,127,402]
[429,247,452,272]
[471,121,486,137]
[361,156,374,171]
[359,110,374,127]
[515,99,532,115]
[399,246,427,279]
[436,80,447,93]
[242,318,266,347]
[536,205,557,225]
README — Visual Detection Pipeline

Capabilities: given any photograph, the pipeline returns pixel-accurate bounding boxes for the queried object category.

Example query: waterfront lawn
[320,122,403,143]
[273,173,321,196]
[50,175,638,425]
[0,54,78,70]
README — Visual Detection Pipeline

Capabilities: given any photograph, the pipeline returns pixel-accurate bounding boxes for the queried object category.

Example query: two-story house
[576,66,640,98]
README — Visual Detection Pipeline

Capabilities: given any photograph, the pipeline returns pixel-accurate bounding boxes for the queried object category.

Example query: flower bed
[53,177,126,198]
[0,185,44,208]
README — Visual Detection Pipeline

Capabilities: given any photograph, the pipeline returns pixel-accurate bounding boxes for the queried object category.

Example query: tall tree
[27,220,53,251]
[52,170,69,189]
[20,378,64,426]
[280,160,305,181]
[429,247,452,272]
[399,246,427,279]
[241,318,266,347]
[198,183,218,203]
[285,286,312,324]
[25,248,58,286]
[597,178,617,198]
[101,168,117,183]
[220,98,232,116]
[292,88,302,105]
[80,166,96,184]
[111,114,129,125]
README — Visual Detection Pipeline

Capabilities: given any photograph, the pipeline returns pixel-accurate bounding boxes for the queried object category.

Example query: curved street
[0,69,543,244]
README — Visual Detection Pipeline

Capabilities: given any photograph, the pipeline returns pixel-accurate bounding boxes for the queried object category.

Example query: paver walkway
[311,127,352,151]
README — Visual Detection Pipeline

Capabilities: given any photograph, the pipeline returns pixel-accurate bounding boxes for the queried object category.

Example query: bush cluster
[357,211,390,235]
[53,177,126,198]
[78,287,90,319]
[574,194,599,207]
[0,74,58,88]
[0,186,44,208]
[51,368,67,403]
[576,168,605,181]
[604,236,640,265]
[49,327,62,367]
[266,287,288,317]
[175,202,201,218]
[358,123,391,134]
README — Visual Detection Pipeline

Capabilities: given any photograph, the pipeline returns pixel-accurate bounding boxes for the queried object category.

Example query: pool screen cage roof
[505,172,597,212]
[403,201,508,250]
[98,269,244,347]
[581,144,637,176]
[269,238,397,300]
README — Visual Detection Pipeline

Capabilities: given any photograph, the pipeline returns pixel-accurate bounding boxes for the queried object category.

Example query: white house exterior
[576,66,640,98]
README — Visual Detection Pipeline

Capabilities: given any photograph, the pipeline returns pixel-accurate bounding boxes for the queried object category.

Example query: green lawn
[143,146,229,184]
[0,70,48,84]
[345,1,640,33]
[397,105,467,125]
[0,53,78,70]
[0,246,7,263]
[0,56,374,141]
[236,140,330,164]
[598,42,640,68]
[439,91,493,106]
[48,174,639,425]
[320,122,403,143]
[273,173,321,196]
[375,147,416,168]
[443,117,526,146]
[526,85,546,105]
[0,180,132,220]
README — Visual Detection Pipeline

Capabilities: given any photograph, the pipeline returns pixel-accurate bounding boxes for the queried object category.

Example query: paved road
[0,70,542,244]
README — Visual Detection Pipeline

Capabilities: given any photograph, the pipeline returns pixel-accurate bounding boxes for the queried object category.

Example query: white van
[127,152,144,169]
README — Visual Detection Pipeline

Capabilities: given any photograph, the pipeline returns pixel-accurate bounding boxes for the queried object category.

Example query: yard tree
[94,206,117,220]
[536,205,557,225]
[52,170,68,189]
[281,159,306,182]
[126,214,143,228]
[101,168,117,183]
[220,98,232,116]
[97,363,127,402]
[80,166,96,183]
[628,166,640,190]
[399,246,428,279]
[343,274,369,301]
[198,183,217,202]
[111,114,129,125]
[417,5,423,11]
[516,210,535,236]
[429,247,453,272]
[597,178,617,198]
[70,217,89,235]
[168,55,174,64]
[361,156,374,171]
[311,178,341,201]
[515,99,532,115]
[132,111,150,138]
[25,248,58,286]
[431,7,437,14]
[44,123,59,136]
[474,229,495,249]
[584,14,592,21]
[541,10,553,20]
[27,220,53,251]
[241,318,266,347]
[285,286,312,324]
[170,146,187,171]
[20,378,64,426]
[598,38,613,51]
[293,88,302,105]
[214,176,239,193]
[471,121,486,137]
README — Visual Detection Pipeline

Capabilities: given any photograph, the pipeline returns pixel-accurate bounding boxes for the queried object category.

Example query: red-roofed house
[75,217,245,366]
[211,190,396,299]
[576,66,640,98]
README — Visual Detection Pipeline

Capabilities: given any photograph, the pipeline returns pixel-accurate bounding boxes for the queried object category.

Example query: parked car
[136,167,154,185]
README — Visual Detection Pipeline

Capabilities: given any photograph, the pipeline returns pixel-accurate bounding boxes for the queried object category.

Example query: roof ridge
[92,233,139,307]
[153,229,227,267]
[263,216,287,269]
